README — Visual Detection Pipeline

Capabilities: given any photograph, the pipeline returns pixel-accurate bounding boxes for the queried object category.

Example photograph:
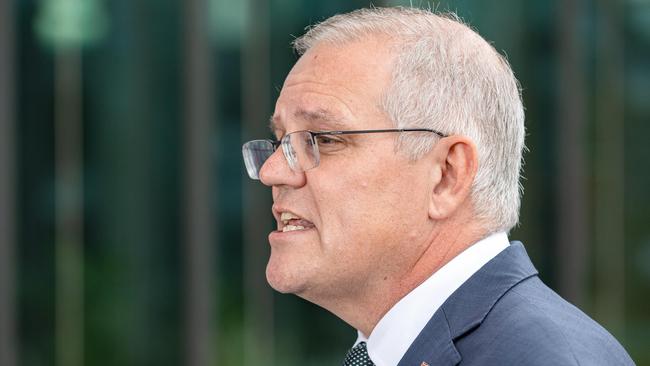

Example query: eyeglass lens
[284,131,320,173]
[242,140,274,179]
[242,131,321,180]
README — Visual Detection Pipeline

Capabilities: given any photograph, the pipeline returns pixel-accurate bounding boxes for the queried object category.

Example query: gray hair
[293,7,526,233]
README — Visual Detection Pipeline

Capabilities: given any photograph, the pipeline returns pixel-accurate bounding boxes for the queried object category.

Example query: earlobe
[427,137,478,221]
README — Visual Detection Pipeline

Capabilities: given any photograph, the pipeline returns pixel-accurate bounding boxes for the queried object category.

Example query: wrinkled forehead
[289,37,394,87]
[271,38,395,135]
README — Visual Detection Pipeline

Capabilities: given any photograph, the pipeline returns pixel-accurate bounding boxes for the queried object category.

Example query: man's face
[260,38,435,303]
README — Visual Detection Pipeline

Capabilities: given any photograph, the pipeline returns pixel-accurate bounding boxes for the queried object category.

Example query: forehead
[271,37,395,134]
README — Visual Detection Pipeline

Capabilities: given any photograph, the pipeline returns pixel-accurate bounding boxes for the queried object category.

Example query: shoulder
[454,276,635,365]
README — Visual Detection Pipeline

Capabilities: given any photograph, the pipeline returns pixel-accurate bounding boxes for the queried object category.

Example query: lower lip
[269,227,316,241]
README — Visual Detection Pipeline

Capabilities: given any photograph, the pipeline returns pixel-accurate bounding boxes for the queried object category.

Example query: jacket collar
[397,242,538,366]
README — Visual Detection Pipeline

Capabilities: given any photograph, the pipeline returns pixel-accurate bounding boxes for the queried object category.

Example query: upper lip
[272,205,311,231]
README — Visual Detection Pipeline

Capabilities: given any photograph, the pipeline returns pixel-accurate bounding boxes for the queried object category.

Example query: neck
[321,215,487,337]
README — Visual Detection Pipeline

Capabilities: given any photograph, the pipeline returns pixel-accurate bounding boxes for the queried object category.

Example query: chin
[265,259,308,294]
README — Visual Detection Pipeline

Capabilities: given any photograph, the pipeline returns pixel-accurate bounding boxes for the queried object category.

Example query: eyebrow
[295,108,343,124]
[269,108,346,136]
[269,107,346,135]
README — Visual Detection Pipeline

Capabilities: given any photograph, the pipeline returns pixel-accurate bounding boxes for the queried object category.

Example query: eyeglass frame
[243,128,447,179]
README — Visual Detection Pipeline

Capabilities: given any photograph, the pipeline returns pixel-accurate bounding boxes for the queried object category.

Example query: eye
[315,134,346,152]
[315,135,341,145]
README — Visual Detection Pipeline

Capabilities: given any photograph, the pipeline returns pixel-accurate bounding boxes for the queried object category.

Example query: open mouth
[280,212,315,232]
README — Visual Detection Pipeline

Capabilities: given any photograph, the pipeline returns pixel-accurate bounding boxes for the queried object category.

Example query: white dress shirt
[353,232,510,366]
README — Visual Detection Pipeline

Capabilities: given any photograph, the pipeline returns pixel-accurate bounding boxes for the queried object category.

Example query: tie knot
[342,341,375,366]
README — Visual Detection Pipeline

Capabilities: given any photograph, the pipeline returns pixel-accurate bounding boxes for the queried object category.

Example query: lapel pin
[420,362,430,366]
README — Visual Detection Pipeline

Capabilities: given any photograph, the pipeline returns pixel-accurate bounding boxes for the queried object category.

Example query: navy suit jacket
[397,242,634,366]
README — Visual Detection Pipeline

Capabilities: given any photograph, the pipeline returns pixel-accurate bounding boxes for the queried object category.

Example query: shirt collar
[354,232,510,366]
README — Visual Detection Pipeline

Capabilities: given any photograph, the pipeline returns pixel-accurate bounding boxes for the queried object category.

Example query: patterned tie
[342,341,375,366]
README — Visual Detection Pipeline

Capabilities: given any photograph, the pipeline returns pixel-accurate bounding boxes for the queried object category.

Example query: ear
[427,136,478,220]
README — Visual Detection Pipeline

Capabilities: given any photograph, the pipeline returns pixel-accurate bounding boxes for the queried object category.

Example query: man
[242,7,634,366]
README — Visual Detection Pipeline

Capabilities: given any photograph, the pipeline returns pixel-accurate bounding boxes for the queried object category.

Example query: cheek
[313,159,418,247]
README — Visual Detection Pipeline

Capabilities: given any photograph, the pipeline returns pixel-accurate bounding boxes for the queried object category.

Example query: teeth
[280,212,300,222]
[280,211,302,225]
[279,211,312,232]
[283,225,305,232]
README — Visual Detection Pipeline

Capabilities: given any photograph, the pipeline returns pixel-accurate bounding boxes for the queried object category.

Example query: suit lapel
[397,242,538,366]
[396,308,461,366]
[442,242,538,339]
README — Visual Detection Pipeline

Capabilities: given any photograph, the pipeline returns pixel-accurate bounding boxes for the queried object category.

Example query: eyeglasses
[242,128,446,180]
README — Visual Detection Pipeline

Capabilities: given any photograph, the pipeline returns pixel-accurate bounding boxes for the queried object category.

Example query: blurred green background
[0,0,649,365]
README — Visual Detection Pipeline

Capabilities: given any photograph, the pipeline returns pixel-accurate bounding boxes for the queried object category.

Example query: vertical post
[593,0,625,338]
[0,0,17,364]
[555,0,588,306]
[242,0,274,364]
[183,0,216,364]
[54,47,84,366]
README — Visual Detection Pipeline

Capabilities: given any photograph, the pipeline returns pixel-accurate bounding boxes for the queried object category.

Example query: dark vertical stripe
[0,0,17,364]
[594,0,625,337]
[54,49,84,366]
[555,0,588,306]
[183,0,216,365]
[242,0,274,364]
[124,2,155,362]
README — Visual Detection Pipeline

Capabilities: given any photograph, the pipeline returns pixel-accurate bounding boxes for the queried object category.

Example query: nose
[259,148,306,188]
